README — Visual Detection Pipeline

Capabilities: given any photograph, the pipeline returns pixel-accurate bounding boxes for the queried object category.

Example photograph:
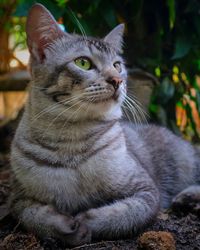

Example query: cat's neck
[24,96,120,144]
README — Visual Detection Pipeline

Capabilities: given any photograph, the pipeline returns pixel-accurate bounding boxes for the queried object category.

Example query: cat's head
[26,4,127,122]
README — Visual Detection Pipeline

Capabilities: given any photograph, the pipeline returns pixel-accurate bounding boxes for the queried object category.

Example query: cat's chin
[84,99,122,121]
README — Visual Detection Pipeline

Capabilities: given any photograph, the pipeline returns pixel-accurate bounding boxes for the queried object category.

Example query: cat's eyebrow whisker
[68,9,88,44]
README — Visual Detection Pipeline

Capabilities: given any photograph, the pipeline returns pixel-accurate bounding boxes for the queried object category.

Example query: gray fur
[10,4,200,247]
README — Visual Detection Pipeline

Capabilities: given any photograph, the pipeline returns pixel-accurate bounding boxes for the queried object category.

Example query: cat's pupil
[81,59,85,66]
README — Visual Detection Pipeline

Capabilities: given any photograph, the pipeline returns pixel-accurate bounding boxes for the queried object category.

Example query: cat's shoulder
[121,121,182,144]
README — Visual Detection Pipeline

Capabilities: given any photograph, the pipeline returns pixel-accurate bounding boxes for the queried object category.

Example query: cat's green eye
[74,57,92,70]
[113,62,122,73]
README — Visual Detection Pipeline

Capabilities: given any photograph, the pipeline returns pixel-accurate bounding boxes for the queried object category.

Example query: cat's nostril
[107,77,123,89]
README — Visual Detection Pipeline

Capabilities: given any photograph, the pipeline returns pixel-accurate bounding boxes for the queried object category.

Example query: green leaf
[196,90,200,113]
[155,67,161,77]
[157,106,168,126]
[156,77,175,104]
[169,120,182,136]
[172,36,192,60]
[56,0,68,8]
[166,0,175,29]
[149,104,158,113]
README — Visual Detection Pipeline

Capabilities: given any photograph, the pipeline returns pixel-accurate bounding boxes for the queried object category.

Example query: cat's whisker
[122,91,139,124]
[122,90,145,125]
[32,101,65,123]
[122,104,132,123]
[123,98,140,125]
[123,90,148,123]
[126,100,145,125]
[127,92,149,115]
[126,94,149,124]
[84,98,91,117]
[126,91,148,113]
[41,99,84,141]
[56,100,86,143]
[68,9,88,43]
[31,94,84,123]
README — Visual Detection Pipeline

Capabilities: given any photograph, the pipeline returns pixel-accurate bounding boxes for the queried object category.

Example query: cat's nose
[107,76,123,90]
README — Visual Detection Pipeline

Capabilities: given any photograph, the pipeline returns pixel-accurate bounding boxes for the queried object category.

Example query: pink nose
[107,77,123,90]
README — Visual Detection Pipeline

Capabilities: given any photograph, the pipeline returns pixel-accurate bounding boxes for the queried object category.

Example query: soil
[0,131,199,250]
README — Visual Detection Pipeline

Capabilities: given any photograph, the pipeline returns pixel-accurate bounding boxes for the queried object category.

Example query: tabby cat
[10,3,200,247]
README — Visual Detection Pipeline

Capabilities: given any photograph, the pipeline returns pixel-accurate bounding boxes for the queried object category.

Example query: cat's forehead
[79,37,113,53]
[72,36,121,60]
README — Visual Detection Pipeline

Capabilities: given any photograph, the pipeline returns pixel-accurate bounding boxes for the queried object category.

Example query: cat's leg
[75,183,160,240]
[10,198,91,246]
[172,185,200,212]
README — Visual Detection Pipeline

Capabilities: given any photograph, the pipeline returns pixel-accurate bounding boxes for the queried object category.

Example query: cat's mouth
[85,92,120,104]
[83,84,121,104]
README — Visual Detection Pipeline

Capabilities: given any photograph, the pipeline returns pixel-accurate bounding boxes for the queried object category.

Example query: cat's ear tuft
[26,4,65,62]
[104,24,125,49]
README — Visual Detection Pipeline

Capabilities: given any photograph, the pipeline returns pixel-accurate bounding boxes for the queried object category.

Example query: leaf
[157,78,175,104]
[149,104,158,114]
[157,106,168,126]
[56,0,68,8]
[169,119,182,136]
[172,36,192,60]
[196,90,200,113]
[166,0,175,29]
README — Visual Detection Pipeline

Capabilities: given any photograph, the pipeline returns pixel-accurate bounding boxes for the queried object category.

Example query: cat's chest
[24,148,131,213]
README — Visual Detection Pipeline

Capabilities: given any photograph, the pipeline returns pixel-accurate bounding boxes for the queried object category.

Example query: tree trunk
[0,28,11,74]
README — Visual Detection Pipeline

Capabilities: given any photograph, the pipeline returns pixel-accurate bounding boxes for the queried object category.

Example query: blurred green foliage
[5,0,200,141]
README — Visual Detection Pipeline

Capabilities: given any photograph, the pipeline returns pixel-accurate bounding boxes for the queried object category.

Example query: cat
[10,3,200,247]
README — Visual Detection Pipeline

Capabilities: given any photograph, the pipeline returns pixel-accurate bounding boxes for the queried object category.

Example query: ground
[0,141,200,249]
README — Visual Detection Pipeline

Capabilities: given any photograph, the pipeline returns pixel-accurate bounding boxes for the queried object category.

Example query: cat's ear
[26,4,65,62]
[104,24,125,49]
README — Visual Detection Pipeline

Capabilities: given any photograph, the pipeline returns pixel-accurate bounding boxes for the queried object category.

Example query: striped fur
[10,4,200,247]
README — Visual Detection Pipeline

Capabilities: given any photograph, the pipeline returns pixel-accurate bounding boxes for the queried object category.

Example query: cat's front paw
[40,206,91,246]
[50,212,91,246]
[65,221,92,247]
